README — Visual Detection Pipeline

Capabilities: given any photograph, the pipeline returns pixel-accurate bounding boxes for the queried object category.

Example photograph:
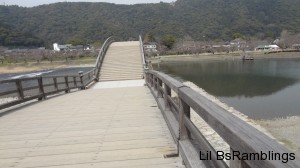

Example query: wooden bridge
[0,36,299,168]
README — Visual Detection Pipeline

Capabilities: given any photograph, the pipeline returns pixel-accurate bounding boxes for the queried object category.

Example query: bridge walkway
[0,84,184,168]
[99,41,143,81]
[0,41,185,168]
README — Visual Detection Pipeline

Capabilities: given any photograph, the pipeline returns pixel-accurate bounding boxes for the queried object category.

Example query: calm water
[154,58,300,120]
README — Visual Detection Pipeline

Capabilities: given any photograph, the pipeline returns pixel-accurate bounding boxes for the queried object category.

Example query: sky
[0,0,175,7]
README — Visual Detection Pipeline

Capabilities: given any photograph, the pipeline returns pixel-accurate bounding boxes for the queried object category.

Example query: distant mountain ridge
[0,0,300,47]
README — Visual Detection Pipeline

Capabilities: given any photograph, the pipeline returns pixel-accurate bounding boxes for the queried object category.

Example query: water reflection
[154,58,300,119]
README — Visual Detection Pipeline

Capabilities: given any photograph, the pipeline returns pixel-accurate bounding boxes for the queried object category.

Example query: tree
[232,33,243,39]
[143,32,156,43]
[277,30,299,49]
[161,35,176,49]
[148,32,156,42]
[65,38,84,45]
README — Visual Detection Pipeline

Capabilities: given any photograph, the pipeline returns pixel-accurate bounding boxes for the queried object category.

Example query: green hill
[0,0,300,47]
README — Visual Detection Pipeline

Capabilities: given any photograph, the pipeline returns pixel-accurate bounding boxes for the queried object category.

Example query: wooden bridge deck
[0,84,184,168]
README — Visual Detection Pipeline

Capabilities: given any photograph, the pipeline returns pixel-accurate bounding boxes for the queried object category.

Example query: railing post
[150,74,154,87]
[179,98,191,140]
[146,73,150,86]
[163,84,171,110]
[38,77,46,100]
[53,77,58,91]
[65,77,70,93]
[157,78,163,98]
[73,77,77,88]
[78,71,85,90]
[80,75,84,90]
[154,76,158,90]
[15,80,24,100]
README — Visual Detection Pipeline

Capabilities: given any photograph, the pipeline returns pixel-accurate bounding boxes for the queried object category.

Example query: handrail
[139,35,146,69]
[0,71,95,110]
[145,70,300,168]
[0,36,114,111]
[94,36,114,81]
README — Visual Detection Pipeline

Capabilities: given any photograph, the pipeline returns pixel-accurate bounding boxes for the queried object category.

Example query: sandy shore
[257,117,300,154]
[0,60,95,74]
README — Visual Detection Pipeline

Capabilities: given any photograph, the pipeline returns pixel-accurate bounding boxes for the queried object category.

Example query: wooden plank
[0,76,40,84]
[0,89,18,97]
[38,77,46,100]
[23,85,40,91]
[179,140,207,168]
[64,77,70,93]
[151,71,185,93]
[167,96,179,116]
[179,98,190,140]
[163,84,171,110]
[41,83,55,88]
[53,77,58,91]
[15,80,24,99]
[73,77,77,87]
[184,116,227,168]
[149,86,179,145]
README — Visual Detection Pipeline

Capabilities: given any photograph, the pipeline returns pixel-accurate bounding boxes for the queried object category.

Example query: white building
[143,42,157,53]
[53,43,71,51]
[255,45,280,51]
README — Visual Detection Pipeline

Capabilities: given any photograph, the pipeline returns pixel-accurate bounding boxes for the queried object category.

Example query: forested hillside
[0,0,300,47]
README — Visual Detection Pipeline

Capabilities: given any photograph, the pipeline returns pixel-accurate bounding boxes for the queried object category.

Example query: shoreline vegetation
[149,52,300,155]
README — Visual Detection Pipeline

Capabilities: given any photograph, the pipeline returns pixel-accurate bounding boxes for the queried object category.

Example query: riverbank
[150,51,300,63]
[0,59,96,74]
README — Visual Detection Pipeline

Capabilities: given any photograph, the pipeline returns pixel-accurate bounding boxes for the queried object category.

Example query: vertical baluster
[150,74,153,87]
[73,77,77,88]
[179,98,191,140]
[38,77,46,100]
[80,75,84,90]
[15,80,24,100]
[157,78,163,98]
[53,77,58,91]
[164,84,171,110]
[65,77,70,93]
[154,76,158,90]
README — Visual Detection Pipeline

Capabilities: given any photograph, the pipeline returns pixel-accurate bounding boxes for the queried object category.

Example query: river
[154,58,300,120]
[0,67,94,80]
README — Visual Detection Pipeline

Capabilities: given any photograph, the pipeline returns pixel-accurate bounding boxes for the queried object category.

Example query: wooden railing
[139,35,146,69]
[0,69,95,110]
[145,70,300,168]
[94,36,114,80]
[0,37,114,111]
